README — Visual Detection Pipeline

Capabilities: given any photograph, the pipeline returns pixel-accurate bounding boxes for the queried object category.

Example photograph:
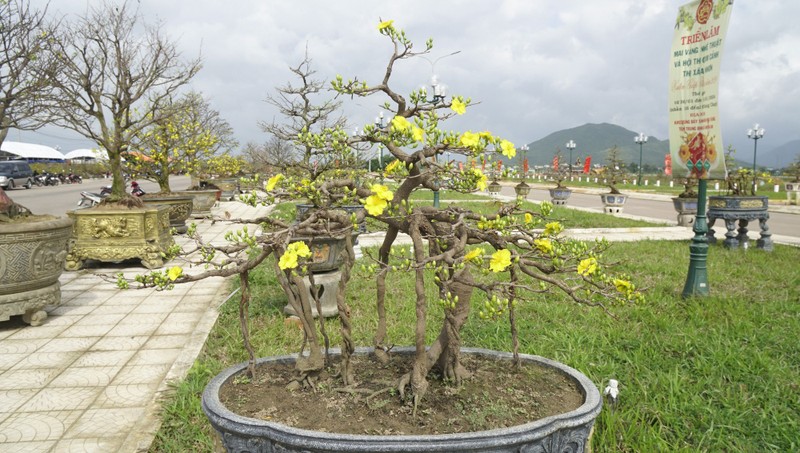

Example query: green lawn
[149,232,799,452]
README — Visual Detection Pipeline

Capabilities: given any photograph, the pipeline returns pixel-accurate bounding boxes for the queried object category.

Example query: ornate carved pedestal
[65,205,174,270]
[707,195,772,251]
[141,194,194,234]
[175,189,220,217]
[0,216,72,326]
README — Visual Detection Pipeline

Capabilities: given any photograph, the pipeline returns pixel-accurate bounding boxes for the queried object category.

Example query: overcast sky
[13,0,800,161]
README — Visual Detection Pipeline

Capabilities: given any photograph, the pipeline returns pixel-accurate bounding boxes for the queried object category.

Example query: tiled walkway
[0,201,271,452]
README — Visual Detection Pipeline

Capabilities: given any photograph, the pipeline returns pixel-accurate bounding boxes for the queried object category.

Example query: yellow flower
[613,278,633,293]
[534,238,553,254]
[459,131,481,149]
[524,213,533,224]
[411,126,425,142]
[451,97,466,115]
[391,115,412,132]
[278,251,299,270]
[364,195,388,216]
[287,241,311,258]
[577,257,597,276]
[377,19,394,31]
[499,140,516,159]
[472,168,488,191]
[370,184,393,201]
[479,131,493,140]
[266,174,284,191]
[464,248,482,262]
[384,159,401,175]
[489,249,512,273]
[543,221,563,236]
[167,266,183,281]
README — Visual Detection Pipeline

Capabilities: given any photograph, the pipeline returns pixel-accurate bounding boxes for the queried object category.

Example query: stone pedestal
[600,194,627,214]
[284,270,342,318]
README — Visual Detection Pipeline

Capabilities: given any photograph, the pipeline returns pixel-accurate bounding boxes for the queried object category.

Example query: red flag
[664,154,672,176]
[553,155,559,171]
[583,156,592,174]
[523,158,529,174]
[497,161,502,171]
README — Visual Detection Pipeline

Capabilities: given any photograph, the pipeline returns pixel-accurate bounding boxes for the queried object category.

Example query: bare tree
[41,0,201,199]
[242,136,296,172]
[0,0,56,148]
[260,54,353,180]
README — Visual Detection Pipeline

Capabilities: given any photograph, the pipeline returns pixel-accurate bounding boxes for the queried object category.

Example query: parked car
[0,160,34,190]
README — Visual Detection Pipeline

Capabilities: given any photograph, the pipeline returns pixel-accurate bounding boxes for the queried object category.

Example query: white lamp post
[565,140,576,177]
[747,123,765,192]
[634,133,648,186]
[374,112,386,173]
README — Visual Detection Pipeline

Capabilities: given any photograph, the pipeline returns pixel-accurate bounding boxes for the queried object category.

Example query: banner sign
[583,156,592,174]
[668,0,733,179]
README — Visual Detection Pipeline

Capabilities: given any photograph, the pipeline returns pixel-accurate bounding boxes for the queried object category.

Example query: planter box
[175,189,220,217]
[672,197,698,227]
[548,188,572,205]
[202,347,601,453]
[0,216,72,326]
[599,193,627,214]
[141,194,194,234]
[65,205,175,270]
[707,195,771,250]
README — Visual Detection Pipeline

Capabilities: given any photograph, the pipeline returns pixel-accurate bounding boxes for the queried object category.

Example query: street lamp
[747,123,765,192]
[421,50,461,104]
[565,140,576,178]
[634,133,648,186]
[374,112,386,176]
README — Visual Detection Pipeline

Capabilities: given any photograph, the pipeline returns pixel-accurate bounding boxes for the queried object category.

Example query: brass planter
[65,205,174,270]
[0,216,72,326]
[141,194,194,234]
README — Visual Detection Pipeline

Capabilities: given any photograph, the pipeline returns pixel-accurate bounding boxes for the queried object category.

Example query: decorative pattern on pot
[599,194,627,214]
[706,195,771,250]
[141,195,194,234]
[548,188,572,206]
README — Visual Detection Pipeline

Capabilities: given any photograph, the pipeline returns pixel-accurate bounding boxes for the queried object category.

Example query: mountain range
[515,123,798,169]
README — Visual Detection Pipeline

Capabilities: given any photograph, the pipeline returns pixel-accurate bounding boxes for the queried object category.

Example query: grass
[149,233,800,452]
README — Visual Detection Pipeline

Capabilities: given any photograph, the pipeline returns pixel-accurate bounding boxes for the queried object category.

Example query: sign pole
[682,178,710,297]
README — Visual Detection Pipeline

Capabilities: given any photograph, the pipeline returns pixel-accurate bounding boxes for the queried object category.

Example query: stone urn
[208,178,241,201]
[65,204,174,270]
[175,189,220,217]
[514,181,531,198]
[141,194,194,234]
[707,195,771,250]
[0,216,72,326]
[549,187,572,205]
[671,197,698,227]
[599,193,627,214]
[202,347,601,453]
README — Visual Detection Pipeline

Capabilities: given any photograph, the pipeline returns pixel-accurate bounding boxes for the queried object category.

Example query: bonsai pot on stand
[548,187,572,205]
[672,197,698,227]
[599,193,627,214]
[707,195,772,250]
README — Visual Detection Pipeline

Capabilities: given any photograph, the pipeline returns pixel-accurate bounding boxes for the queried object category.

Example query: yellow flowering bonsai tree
[126,21,642,413]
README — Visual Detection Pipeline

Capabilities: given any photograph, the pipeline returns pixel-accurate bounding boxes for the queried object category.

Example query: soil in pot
[218,352,583,436]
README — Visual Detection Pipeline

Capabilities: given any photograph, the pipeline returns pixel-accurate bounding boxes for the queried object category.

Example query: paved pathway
[0,196,796,452]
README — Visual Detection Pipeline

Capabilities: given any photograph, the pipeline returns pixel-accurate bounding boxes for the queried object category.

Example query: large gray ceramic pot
[202,347,601,453]
[0,216,72,326]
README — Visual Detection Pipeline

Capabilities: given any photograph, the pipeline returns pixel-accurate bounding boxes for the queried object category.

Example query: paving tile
[90,336,149,351]
[39,337,99,353]
[0,368,62,389]
[0,410,82,442]
[88,303,135,315]
[6,325,69,340]
[72,313,126,327]
[62,407,146,439]
[144,334,190,349]
[105,323,159,337]
[94,383,159,408]
[39,314,83,327]
[129,348,182,366]
[164,311,204,324]
[57,324,115,338]
[110,364,170,385]
[52,437,125,453]
[72,350,136,368]
[0,325,23,340]
[19,387,103,411]
[116,313,168,326]
[10,352,79,370]
[130,303,177,314]
[48,305,95,316]
[0,389,38,414]
[48,366,123,388]
[0,440,56,452]
[61,295,109,307]
[154,321,197,336]
[0,339,49,354]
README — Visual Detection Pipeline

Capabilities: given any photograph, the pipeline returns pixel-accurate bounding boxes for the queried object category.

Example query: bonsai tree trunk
[0,187,31,220]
